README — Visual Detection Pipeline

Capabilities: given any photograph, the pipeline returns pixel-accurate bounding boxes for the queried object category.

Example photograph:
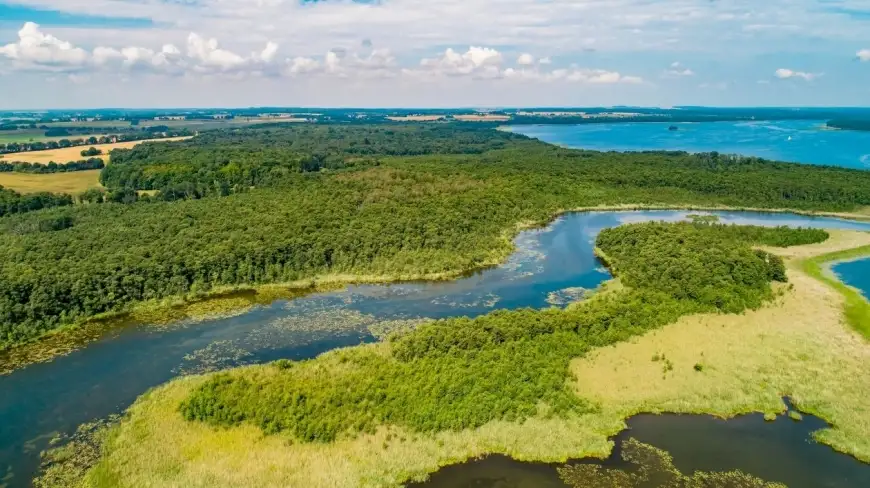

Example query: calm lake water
[2,210,870,487]
[507,120,870,169]
[413,409,870,488]
[833,259,870,300]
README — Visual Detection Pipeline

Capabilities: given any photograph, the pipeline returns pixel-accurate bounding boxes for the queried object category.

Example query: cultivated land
[453,114,511,122]
[386,115,446,122]
[71,229,870,488]
[0,170,102,194]
[0,137,191,164]
[0,131,110,144]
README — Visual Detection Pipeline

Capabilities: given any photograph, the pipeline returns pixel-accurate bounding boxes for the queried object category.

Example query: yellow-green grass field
[77,230,870,488]
[0,170,102,194]
[42,121,132,129]
[0,131,111,144]
[0,137,191,165]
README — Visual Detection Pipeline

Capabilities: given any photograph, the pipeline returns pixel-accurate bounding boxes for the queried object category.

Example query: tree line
[0,158,104,174]
[826,119,870,132]
[0,186,73,218]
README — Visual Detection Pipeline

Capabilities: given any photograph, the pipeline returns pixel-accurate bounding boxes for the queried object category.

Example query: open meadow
[453,114,511,122]
[0,170,102,194]
[0,137,191,164]
[386,115,446,122]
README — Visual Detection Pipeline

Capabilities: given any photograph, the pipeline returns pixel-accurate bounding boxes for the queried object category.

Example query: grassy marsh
[62,225,870,488]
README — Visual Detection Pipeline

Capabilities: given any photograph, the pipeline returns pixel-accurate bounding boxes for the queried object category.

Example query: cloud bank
[0,23,643,86]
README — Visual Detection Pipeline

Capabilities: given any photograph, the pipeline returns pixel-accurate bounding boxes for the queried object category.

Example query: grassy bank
[798,244,870,339]
[60,225,870,488]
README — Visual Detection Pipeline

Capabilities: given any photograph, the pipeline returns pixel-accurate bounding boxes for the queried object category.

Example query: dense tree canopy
[0,185,73,219]
[0,123,868,349]
[100,124,518,199]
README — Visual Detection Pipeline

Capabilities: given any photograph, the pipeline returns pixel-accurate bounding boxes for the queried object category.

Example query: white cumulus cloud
[504,67,642,84]
[774,68,820,80]
[417,46,504,77]
[186,33,248,70]
[517,53,536,66]
[0,22,89,69]
[0,22,279,77]
[664,61,694,76]
[857,49,870,61]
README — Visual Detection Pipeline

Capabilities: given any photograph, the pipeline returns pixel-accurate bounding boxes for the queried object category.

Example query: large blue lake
[507,120,870,169]
[2,210,870,487]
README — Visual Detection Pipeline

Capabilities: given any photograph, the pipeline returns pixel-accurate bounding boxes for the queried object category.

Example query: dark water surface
[412,410,870,488]
[2,210,870,486]
[833,258,870,300]
[507,120,870,169]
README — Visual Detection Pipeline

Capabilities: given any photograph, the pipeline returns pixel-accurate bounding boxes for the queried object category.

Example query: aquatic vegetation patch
[546,287,588,306]
[33,416,120,488]
[179,223,821,443]
[558,438,787,487]
[175,340,255,376]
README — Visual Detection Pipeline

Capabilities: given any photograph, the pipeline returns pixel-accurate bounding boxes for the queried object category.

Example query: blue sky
[0,0,868,108]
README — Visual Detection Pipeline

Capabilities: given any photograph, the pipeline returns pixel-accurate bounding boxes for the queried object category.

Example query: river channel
[2,210,870,487]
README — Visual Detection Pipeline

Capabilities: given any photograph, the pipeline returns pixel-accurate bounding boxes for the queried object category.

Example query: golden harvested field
[0,170,102,194]
[0,137,191,165]
[386,115,445,122]
[453,114,511,122]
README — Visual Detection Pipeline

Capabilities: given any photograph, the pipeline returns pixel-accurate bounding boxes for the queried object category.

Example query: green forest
[1,124,869,349]
[179,222,826,442]
[99,124,515,199]
[0,186,73,218]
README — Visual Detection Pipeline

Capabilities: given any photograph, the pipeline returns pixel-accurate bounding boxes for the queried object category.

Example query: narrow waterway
[2,210,870,487]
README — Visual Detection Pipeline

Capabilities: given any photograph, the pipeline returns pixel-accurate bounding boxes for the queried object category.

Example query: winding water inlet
[2,210,870,487]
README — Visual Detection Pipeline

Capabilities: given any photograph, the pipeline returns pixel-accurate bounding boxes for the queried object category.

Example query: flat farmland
[0,131,111,144]
[0,170,102,194]
[386,115,446,122]
[0,137,191,164]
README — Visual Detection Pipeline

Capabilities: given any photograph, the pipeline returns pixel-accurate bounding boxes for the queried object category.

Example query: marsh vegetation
[179,222,820,442]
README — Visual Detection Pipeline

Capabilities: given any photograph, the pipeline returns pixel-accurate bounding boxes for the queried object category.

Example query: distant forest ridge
[3,106,870,128]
